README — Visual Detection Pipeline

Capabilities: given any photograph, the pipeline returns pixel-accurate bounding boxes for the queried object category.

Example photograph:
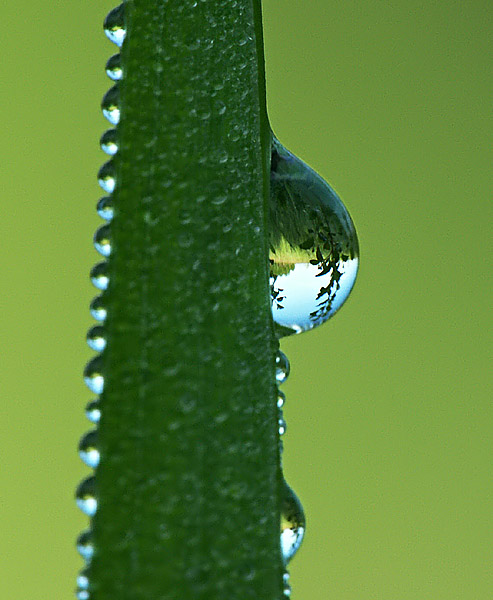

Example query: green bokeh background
[1,1,491,598]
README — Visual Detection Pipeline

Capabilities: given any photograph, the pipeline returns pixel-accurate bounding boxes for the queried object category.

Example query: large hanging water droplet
[281,482,305,564]
[84,355,105,394]
[76,476,97,516]
[79,429,100,468]
[105,53,123,81]
[86,325,107,352]
[97,196,114,222]
[94,224,112,257]
[270,136,359,337]
[90,295,107,322]
[275,350,290,384]
[100,129,119,156]
[76,529,94,562]
[90,262,109,291]
[102,85,120,125]
[85,399,101,424]
[98,161,116,194]
[104,4,126,47]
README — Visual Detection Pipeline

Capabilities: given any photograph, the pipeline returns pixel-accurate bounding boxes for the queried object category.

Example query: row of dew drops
[74,6,123,600]
[75,5,308,599]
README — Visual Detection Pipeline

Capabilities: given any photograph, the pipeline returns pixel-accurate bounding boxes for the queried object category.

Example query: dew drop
[105,53,123,80]
[76,591,90,600]
[283,571,292,598]
[101,86,120,125]
[104,4,126,47]
[84,355,105,394]
[90,295,107,322]
[281,482,305,564]
[277,390,286,409]
[275,350,290,384]
[98,161,116,194]
[90,262,109,291]
[278,418,287,436]
[94,224,112,257]
[76,568,89,590]
[75,476,97,516]
[86,325,107,352]
[97,197,114,221]
[270,135,359,337]
[100,129,118,155]
[76,529,94,562]
[79,429,100,468]
[85,399,101,424]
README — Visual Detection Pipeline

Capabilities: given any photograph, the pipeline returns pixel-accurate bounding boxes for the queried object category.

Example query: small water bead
[104,4,126,47]
[76,591,90,600]
[76,529,94,562]
[98,161,116,194]
[90,295,107,321]
[90,262,109,291]
[101,86,120,125]
[105,53,123,80]
[84,355,105,394]
[278,418,287,436]
[76,569,89,590]
[85,399,101,424]
[275,350,290,384]
[281,482,306,564]
[75,476,97,516]
[94,224,112,257]
[79,429,100,468]
[277,390,286,409]
[86,325,107,352]
[97,197,114,221]
[270,135,359,337]
[100,129,118,156]
[283,571,292,598]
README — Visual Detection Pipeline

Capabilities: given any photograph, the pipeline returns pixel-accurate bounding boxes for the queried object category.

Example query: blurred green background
[1,0,490,598]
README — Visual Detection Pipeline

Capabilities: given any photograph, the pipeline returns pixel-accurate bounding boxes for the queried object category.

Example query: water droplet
[270,136,359,337]
[283,571,292,597]
[84,356,105,394]
[101,86,120,125]
[98,161,116,194]
[90,262,109,291]
[79,429,100,468]
[105,53,123,80]
[275,350,290,384]
[86,325,107,352]
[278,418,287,436]
[97,197,114,221]
[75,476,97,516]
[104,4,126,47]
[277,390,286,409]
[281,482,305,564]
[76,591,90,600]
[90,295,107,321]
[76,529,94,562]
[100,129,118,155]
[76,568,89,590]
[85,399,101,424]
[94,224,112,257]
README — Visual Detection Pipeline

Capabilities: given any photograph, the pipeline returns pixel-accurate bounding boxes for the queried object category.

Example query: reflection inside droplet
[272,259,358,334]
